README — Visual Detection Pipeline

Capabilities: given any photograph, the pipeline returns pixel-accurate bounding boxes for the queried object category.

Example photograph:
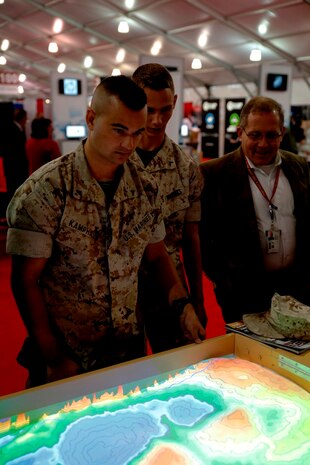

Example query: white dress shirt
[246,154,296,271]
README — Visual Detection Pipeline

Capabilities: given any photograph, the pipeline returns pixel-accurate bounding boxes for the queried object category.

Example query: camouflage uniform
[135,135,203,351]
[6,142,165,370]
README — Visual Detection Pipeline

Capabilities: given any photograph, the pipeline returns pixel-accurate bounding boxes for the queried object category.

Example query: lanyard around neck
[244,156,280,222]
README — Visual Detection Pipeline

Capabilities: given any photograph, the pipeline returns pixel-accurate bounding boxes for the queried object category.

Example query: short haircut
[240,96,284,129]
[132,63,175,93]
[92,75,147,113]
[31,117,52,139]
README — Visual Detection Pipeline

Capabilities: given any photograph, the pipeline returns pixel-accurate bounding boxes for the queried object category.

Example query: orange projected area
[0,357,309,465]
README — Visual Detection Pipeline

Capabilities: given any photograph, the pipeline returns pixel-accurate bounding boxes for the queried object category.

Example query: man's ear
[173,94,178,108]
[236,126,243,140]
[86,107,95,129]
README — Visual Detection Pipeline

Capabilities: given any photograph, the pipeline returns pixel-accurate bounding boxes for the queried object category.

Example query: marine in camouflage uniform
[136,137,204,351]
[6,142,165,372]
[6,75,205,387]
[132,63,205,352]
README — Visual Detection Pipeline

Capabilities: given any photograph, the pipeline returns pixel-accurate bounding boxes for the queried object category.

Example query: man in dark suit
[2,107,29,202]
[200,96,310,323]
[0,104,28,218]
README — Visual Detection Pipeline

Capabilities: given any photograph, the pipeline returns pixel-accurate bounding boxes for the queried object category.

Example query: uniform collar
[72,142,141,203]
[134,135,177,171]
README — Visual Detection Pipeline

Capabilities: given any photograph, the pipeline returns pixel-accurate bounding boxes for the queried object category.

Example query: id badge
[265,227,281,253]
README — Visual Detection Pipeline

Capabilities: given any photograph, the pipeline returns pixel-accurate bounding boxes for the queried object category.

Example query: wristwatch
[171,297,191,317]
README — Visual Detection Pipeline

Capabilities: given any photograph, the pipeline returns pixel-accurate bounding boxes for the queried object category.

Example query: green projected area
[0,357,309,465]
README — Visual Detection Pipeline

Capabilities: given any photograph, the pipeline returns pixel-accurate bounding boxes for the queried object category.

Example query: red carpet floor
[0,254,28,397]
[0,250,225,398]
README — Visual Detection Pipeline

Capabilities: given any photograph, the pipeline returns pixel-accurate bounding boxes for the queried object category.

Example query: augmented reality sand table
[0,356,309,465]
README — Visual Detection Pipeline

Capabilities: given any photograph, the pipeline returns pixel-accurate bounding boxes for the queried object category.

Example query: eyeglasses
[242,128,282,141]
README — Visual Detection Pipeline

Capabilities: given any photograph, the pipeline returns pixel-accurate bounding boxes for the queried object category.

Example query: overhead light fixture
[151,40,162,56]
[89,36,98,46]
[249,49,261,61]
[19,73,26,82]
[198,32,208,48]
[57,62,66,73]
[258,21,268,35]
[118,21,129,33]
[116,48,126,63]
[0,56,7,65]
[84,55,93,68]
[48,41,58,53]
[53,18,63,34]
[1,39,9,51]
[112,68,121,76]
[125,0,135,8]
[18,85,24,94]
[191,58,202,69]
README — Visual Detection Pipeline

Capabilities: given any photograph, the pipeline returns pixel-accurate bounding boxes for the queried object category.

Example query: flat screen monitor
[58,78,82,96]
[65,124,86,139]
[266,73,288,91]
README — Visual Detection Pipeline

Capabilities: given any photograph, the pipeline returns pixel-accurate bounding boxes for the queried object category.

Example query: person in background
[226,130,240,153]
[26,117,61,174]
[290,114,306,147]
[0,102,14,219]
[132,63,206,353]
[279,126,298,154]
[13,108,28,142]
[6,75,205,388]
[2,107,29,204]
[200,96,310,324]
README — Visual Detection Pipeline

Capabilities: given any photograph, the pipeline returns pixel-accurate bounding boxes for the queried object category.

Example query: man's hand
[180,304,206,344]
[47,357,81,383]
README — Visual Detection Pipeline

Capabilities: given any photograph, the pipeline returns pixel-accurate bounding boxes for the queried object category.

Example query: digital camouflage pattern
[6,142,164,368]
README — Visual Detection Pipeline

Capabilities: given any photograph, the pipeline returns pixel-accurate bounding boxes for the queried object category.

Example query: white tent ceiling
[0,0,310,98]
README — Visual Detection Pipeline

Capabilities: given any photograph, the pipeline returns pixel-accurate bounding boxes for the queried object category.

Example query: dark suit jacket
[200,147,310,322]
[2,122,28,198]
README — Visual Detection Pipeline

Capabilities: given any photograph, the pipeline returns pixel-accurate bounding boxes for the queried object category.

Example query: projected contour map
[0,357,309,465]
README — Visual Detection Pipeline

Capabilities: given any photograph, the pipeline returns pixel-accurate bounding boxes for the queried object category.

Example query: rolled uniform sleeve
[148,220,166,244]
[6,228,52,258]
[6,175,63,258]
[185,198,201,223]
[184,162,203,223]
